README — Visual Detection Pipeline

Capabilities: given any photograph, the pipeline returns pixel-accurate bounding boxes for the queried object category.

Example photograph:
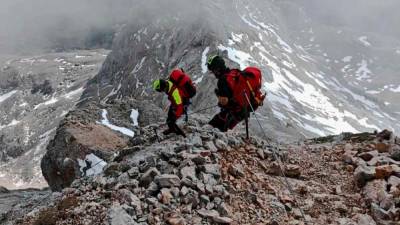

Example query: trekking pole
[245,117,249,139]
[243,92,309,225]
[187,105,218,116]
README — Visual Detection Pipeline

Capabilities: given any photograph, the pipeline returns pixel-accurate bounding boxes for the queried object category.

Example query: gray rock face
[0,49,109,189]
[0,188,51,224]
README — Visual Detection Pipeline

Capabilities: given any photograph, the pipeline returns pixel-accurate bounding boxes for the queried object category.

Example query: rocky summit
[2,112,399,224]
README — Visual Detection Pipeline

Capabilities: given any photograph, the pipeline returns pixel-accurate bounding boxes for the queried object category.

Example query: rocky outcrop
[341,130,400,224]
[41,99,164,192]
[0,188,51,224]
[41,103,131,191]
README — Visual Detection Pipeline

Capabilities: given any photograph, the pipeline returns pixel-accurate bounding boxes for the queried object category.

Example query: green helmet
[207,55,226,71]
[152,79,166,92]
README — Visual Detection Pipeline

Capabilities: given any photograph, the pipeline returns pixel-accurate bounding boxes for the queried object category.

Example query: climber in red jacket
[153,78,186,137]
[206,55,265,132]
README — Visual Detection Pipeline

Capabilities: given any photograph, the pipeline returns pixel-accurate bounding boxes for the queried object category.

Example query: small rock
[109,204,138,225]
[333,201,347,213]
[358,151,378,162]
[0,186,9,193]
[212,216,233,224]
[180,166,197,181]
[155,174,181,187]
[118,172,131,184]
[189,134,203,147]
[390,146,400,161]
[353,213,377,225]
[201,164,221,178]
[380,194,394,210]
[146,182,159,196]
[371,203,391,221]
[104,162,121,177]
[343,150,357,165]
[257,149,265,159]
[205,141,218,152]
[200,195,210,204]
[363,179,387,204]
[228,164,245,178]
[388,176,400,189]
[127,167,140,179]
[375,165,394,179]
[166,215,185,225]
[285,165,301,178]
[376,142,389,153]
[139,168,160,188]
[181,186,189,196]
[197,209,219,218]
[354,164,376,187]
[159,188,173,205]
[344,143,353,151]
[192,155,207,165]
[215,139,228,151]
[377,129,392,141]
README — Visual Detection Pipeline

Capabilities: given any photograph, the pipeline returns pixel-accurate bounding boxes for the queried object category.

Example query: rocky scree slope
[15,116,400,224]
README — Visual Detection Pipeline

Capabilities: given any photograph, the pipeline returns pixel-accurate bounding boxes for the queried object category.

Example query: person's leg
[226,109,248,130]
[209,110,229,132]
[165,107,186,137]
[164,107,176,135]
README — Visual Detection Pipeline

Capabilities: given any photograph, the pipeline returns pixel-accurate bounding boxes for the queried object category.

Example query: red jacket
[167,80,184,118]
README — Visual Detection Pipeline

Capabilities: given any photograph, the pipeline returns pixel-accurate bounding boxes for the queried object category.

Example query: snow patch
[77,153,107,176]
[201,47,210,74]
[97,109,134,137]
[130,109,139,126]
[0,90,18,103]
[231,33,244,43]
[34,97,59,109]
[355,60,372,81]
[342,56,352,63]
[358,36,371,47]
[217,44,255,70]
[0,119,21,130]
[390,85,400,93]
[366,90,381,95]
[64,87,84,99]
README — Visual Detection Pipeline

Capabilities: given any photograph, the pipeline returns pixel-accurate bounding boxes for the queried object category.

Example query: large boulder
[41,109,129,191]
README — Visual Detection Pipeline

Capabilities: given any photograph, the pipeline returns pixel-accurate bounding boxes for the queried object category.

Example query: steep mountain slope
[79,0,399,141]
[0,50,109,189]
[6,118,400,225]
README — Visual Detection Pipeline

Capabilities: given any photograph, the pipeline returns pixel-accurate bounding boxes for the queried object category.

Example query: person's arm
[215,79,232,107]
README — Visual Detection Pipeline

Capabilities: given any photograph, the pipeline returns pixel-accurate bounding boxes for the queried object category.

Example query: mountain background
[0,0,399,190]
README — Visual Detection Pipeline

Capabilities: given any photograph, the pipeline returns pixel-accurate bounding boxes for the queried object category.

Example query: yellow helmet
[152,79,161,91]
[152,79,166,92]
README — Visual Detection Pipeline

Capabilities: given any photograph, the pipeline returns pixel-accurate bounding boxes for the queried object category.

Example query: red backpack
[225,67,265,111]
[169,69,197,99]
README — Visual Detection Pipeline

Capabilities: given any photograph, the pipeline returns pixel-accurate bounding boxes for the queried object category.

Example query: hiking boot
[162,129,173,135]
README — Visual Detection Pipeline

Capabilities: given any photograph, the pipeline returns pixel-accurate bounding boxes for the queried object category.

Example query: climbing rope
[243,92,309,224]
[187,104,218,116]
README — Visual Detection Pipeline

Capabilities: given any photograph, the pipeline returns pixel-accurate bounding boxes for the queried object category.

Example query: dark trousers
[166,107,186,137]
[209,109,247,132]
